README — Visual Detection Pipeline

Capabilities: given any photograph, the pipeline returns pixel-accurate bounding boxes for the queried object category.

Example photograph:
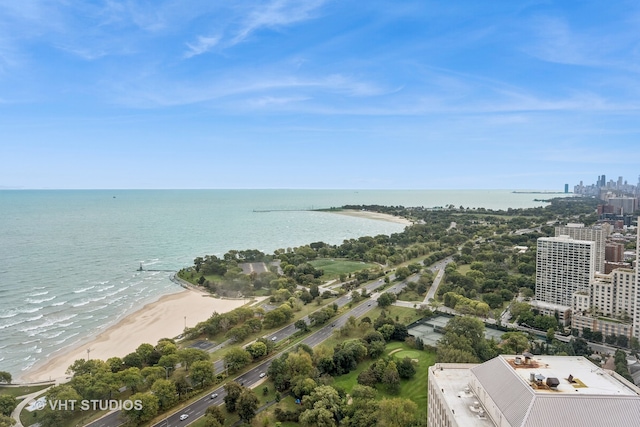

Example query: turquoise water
[0,189,546,379]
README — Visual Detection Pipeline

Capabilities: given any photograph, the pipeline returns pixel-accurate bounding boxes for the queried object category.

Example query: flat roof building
[536,236,595,307]
[428,355,640,427]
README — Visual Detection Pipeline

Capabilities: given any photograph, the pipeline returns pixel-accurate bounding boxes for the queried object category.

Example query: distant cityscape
[574,173,640,198]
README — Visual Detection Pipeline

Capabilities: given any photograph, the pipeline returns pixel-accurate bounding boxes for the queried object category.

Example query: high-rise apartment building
[555,223,607,274]
[428,355,640,427]
[536,236,595,307]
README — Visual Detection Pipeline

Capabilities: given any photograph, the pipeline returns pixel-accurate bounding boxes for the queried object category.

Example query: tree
[224,381,243,412]
[246,341,268,360]
[204,405,225,427]
[0,414,16,427]
[300,385,342,427]
[0,373,11,385]
[376,398,418,427]
[136,343,157,366]
[237,388,259,423]
[377,292,396,308]
[295,319,309,332]
[190,360,215,388]
[118,367,144,394]
[396,357,416,380]
[151,379,178,410]
[122,392,159,425]
[0,395,17,417]
[546,328,556,343]
[177,348,209,371]
[382,361,400,393]
[224,348,252,373]
[38,384,82,427]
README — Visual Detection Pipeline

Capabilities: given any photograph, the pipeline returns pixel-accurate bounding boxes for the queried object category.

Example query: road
[85,276,412,427]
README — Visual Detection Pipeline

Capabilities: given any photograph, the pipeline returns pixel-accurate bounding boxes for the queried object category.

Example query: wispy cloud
[231,0,328,45]
[184,35,221,58]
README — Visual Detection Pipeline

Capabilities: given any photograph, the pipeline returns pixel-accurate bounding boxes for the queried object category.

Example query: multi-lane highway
[85,275,412,427]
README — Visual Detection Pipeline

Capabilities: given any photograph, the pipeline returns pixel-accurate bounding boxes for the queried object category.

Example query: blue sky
[1,0,639,190]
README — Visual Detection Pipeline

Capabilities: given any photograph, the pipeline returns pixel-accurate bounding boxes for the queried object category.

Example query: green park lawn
[0,383,50,398]
[363,305,423,327]
[309,259,378,281]
[332,341,435,421]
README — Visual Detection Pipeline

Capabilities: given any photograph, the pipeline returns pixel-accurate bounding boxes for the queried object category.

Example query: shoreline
[20,288,257,383]
[327,209,413,226]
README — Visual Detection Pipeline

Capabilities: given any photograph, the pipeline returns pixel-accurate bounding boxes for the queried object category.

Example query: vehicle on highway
[368,303,371,306]
[180,414,189,421]
[259,372,266,378]
[271,336,277,341]
[331,323,335,327]
[210,393,218,399]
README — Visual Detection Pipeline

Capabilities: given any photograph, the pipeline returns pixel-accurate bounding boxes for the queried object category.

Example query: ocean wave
[73,285,96,293]
[86,304,108,313]
[51,300,67,306]
[26,296,56,304]
[0,319,26,330]
[29,290,49,297]
[0,311,18,319]
[89,295,106,302]
[54,332,79,345]
[19,307,44,314]
[72,300,90,307]
[42,330,64,339]
[105,287,128,297]
[96,284,115,292]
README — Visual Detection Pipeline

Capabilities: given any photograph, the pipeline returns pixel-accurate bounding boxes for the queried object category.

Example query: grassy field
[332,341,435,423]
[396,289,426,302]
[363,305,423,326]
[309,259,378,280]
[0,383,51,398]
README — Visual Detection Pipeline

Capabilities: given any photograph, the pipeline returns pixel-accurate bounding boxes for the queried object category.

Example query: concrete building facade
[535,236,595,307]
[555,223,607,274]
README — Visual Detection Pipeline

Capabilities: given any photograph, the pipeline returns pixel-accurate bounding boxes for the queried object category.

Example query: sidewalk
[11,385,54,427]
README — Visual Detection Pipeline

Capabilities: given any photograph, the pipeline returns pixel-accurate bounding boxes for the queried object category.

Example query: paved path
[11,385,54,427]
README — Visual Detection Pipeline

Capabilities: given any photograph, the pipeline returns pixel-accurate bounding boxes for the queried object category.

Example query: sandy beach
[21,288,254,383]
[330,209,413,226]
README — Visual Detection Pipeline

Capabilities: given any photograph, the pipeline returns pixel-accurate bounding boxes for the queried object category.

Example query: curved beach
[329,209,413,225]
[21,288,253,383]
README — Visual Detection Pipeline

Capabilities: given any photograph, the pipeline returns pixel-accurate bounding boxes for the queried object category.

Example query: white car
[271,336,277,341]
[180,414,189,421]
[259,372,266,378]
[210,393,218,399]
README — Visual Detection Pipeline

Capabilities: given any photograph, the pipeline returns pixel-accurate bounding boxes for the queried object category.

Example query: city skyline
[1,1,640,190]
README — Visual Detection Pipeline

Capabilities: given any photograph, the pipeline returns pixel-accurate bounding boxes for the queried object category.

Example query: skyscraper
[555,224,606,274]
[536,236,595,307]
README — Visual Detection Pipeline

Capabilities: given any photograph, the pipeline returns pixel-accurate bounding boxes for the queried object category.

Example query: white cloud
[231,0,328,45]
[184,35,221,58]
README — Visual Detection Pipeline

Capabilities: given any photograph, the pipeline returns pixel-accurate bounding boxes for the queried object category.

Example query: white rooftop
[505,355,638,396]
[429,363,494,427]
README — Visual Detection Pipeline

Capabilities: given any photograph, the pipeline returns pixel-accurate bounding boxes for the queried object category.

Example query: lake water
[0,189,547,379]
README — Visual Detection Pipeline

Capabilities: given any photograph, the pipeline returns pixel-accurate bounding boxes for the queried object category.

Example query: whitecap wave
[0,311,18,319]
[29,290,49,297]
[73,285,95,293]
[51,300,66,306]
[72,300,90,307]
[19,307,44,314]
[26,296,56,304]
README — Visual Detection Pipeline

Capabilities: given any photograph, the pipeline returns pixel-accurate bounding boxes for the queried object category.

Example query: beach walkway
[10,383,55,427]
